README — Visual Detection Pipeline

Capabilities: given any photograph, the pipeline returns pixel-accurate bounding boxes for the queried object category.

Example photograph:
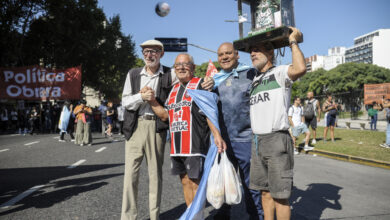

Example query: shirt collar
[141,64,164,76]
[219,62,251,78]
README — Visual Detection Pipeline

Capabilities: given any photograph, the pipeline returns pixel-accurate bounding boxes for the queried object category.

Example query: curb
[306,149,390,170]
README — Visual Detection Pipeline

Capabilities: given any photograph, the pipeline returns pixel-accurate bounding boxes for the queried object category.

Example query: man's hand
[214,134,227,153]
[140,86,153,94]
[289,26,303,43]
[202,76,215,91]
[317,117,321,122]
[141,89,155,101]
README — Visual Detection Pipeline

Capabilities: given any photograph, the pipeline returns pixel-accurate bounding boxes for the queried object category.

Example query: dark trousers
[370,114,377,130]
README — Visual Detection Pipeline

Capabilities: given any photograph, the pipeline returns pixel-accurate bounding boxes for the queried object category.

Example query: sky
[98,0,390,67]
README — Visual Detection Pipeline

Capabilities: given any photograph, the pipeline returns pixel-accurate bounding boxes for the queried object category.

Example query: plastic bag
[206,153,225,209]
[221,152,242,205]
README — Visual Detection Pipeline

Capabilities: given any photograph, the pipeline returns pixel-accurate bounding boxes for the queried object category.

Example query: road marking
[0,149,9,153]
[0,185,45,209]
[10,134,20,137]
[24,141,39,146]
[67,159,86,169]
[95,147,106,153]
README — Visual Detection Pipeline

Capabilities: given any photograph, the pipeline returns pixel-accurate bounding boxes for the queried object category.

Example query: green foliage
[194,61,221,78]
[293,63,390,103]
[0,0,138,100]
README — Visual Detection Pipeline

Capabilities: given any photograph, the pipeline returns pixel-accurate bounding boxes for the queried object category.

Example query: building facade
[345,29,390,69]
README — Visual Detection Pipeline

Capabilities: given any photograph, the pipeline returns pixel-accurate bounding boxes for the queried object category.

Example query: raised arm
[287,27,306,81]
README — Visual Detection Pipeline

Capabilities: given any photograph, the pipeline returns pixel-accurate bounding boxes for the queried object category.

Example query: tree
[1,0,137,100]
[293,63,390,110]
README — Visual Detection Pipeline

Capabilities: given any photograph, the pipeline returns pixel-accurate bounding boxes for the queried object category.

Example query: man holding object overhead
[249,27,306,220]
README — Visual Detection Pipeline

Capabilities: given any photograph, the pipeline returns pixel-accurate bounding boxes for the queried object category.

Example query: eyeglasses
[142,49,161,56]
[174,62,192,69]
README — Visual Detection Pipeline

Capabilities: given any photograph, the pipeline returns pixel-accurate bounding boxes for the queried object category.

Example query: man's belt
[138,115,156,120]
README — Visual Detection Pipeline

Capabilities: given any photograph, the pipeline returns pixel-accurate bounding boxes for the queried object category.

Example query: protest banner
[0,65,82,100]
[364,83,390,104]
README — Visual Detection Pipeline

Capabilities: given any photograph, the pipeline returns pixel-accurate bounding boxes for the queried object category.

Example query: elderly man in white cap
[120,39,214,220]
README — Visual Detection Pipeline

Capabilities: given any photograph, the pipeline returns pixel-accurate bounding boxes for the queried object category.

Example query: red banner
[364,83,390,104]
[0,65,82,100]
[206,60,218,77]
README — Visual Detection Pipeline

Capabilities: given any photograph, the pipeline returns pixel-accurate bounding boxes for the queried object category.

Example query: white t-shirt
[250,65,293,134]
[288,105,303,127]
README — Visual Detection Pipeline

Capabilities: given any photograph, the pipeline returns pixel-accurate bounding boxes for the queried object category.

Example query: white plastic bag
[206,153,225,209]
[221,152,242,205]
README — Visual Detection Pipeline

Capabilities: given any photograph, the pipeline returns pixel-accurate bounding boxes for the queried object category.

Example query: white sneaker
[380,143,390,148]
[311,139,317,145]
[59,139,65,142]
[80,144,84,147]
[304,145,314,151]
[71,139,75,142]
[294,148,299,155]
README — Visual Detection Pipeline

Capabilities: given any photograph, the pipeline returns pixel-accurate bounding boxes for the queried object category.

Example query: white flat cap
[140,39,164,50]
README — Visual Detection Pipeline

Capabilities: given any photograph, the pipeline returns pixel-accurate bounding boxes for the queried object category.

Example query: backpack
[303,100,315,119]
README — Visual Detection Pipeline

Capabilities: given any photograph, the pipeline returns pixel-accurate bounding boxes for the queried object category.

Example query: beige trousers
[75,120,92,145]
[121,119,166,220]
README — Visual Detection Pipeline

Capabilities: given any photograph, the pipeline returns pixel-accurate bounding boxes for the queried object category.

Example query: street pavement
[0,133,390,220]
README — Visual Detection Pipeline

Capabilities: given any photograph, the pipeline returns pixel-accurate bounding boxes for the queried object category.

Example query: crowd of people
[0,100,126,141]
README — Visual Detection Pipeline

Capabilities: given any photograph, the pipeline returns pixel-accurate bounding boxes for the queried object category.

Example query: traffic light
[155,38,188,52]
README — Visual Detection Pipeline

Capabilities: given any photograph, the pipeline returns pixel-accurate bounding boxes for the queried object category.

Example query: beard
[253,57,268,71]
[144,57,160,69]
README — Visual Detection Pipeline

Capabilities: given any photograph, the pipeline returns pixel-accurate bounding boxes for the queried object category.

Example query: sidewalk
[318,117,387,132]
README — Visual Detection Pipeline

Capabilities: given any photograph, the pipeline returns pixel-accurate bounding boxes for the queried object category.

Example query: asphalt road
[0,133,390,220]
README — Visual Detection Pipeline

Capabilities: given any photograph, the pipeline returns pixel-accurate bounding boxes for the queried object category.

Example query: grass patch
[296,126,390,162]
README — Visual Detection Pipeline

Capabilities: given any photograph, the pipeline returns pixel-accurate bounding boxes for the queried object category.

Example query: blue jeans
[370,114,377,130]
[219,141,264,219]
[386,123,390,146]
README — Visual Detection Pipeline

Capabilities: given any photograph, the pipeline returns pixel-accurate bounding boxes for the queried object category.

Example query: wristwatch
[289,40,298,47]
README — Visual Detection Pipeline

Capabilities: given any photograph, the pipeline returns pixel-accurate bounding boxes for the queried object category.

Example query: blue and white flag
[58,106,71,133]
[179,89,219,220]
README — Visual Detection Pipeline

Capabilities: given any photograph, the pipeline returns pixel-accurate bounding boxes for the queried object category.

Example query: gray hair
[176,53,195,64]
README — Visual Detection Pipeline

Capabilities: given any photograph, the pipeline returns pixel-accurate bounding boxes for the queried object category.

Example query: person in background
[1,106,9,133]
[380,97,390,148]
[322,94,338,142]
[117,102,125,136]
[44,103,52,133]
[29,106,39,135]
[10,107,18,132]
[17,109,26,135]
[106,101,114,137]
[368,102,378,131]
[288,97,313,154]
[98,101,108,137]
[304,91,321,144]
[73,100,93,146]
[59,101,75,142]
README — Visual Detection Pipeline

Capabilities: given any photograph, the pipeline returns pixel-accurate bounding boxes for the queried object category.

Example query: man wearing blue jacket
[213,42,263,220]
